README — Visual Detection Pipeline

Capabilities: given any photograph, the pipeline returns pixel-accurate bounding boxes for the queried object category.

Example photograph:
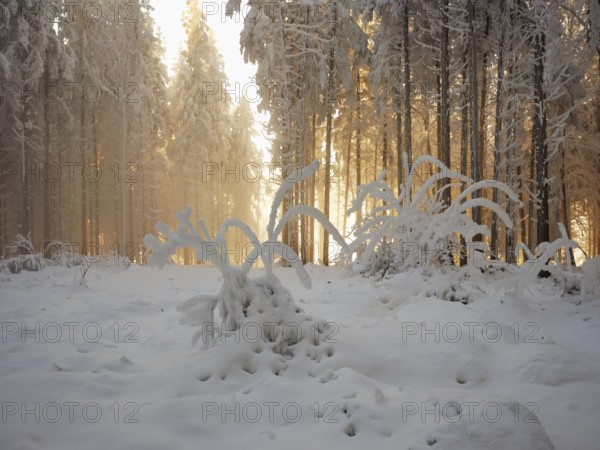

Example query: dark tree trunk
[394,84,403,196]
[403,1,412,178]
[460,47,469,266]
[440,0,451,208]
[533,31,549,245]
[468,0,482,238]
[491,5,505,258]
[355,71,363,225]
[322,3,337,266]
[93,114,100,250]
[80,101,87,250]
[43,58,51,246]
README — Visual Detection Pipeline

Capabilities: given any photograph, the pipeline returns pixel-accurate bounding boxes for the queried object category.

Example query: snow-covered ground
[1,263,599,449]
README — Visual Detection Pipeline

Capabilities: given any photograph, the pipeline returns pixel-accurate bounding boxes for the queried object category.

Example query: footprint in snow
[318,369,338,383]
[259,431,275,440]
[103,355,143,374]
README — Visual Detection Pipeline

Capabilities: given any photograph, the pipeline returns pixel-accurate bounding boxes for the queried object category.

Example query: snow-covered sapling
[347,154,521,275]
[144,161,349,355]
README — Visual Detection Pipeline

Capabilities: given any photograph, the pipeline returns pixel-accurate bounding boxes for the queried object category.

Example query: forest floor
[1,263,599,449]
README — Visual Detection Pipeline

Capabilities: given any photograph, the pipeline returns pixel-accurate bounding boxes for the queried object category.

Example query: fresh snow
[1,263,599,449]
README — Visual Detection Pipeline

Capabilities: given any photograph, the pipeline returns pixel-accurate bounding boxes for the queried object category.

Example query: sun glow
[149,0,270,156]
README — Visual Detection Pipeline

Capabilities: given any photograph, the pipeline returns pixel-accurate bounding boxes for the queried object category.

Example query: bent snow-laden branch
[346,153,523,274]
[144,161,342,354]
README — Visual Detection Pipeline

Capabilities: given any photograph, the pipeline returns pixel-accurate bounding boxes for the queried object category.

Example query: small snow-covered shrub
[145,161,349,355]
[346,154,520,276]
[0,234,44,274]
[515,230,599,301]
[0,235,132,277]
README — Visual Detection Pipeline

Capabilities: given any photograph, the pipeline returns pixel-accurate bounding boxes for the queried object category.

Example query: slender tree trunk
[43,59,51,246]
[436,63,441,163]
[479,12,490,177]
[300,136,308,265]
[506,77,517,263]
[528,138,536,248]
[355,71,363,226]
[491,6,505,258]
[93,114,99,251]
[380,122,386,178]
[56,107,62,241]
[478,12,491,244]
[138,113,144,262]
[128,181,134,259]
[80,101,87,250]
[423,84,432,199]
[506,141,517,263]
[382,118,389,175]
[403,1,412,177]
[322,2,337,266]
[394,85,402,196]
[506,1,518,263]
[309,113,316,263]
[20,101,30,241]
[533,30,549,245]
[460,47,469,266]
[440,0,451,207]
[343,129,352,236]
[468,0,482,238]
[120,104,127,255]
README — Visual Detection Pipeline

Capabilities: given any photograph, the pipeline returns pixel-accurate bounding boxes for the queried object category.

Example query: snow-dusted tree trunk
[403,0,412,180]
[533,27,549,246]
[440,0,451,208]
[323,1,338,267]
[468,0,482,235]
[492,1,506,258]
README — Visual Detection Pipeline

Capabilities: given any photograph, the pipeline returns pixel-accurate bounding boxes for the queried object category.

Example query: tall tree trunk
[138,113,144,262]
[440,0,451,208]
[43,58,51,246]
[394,85,402,196]
[120,104,127,255]
[491,5,505,258]
[436,63,441,163]
[322,2,337,266]
[506,75,517,262]
[56,107,62,241]
[560,136,575,264]
[355,71,363,226]
[300,132,308,265]
[506,1,518,263]
[468,0,482,238]
[20,100,30,241]
[479,12,490,176]
[80,101,87,250]
[403,1,412,177]
[533,30,549,245]
[343,127,352,235]
[382,117,389,175]
[93,115,99,248]
[309,113,316,263]
[478,11,491,242]
[460,47,469,266]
